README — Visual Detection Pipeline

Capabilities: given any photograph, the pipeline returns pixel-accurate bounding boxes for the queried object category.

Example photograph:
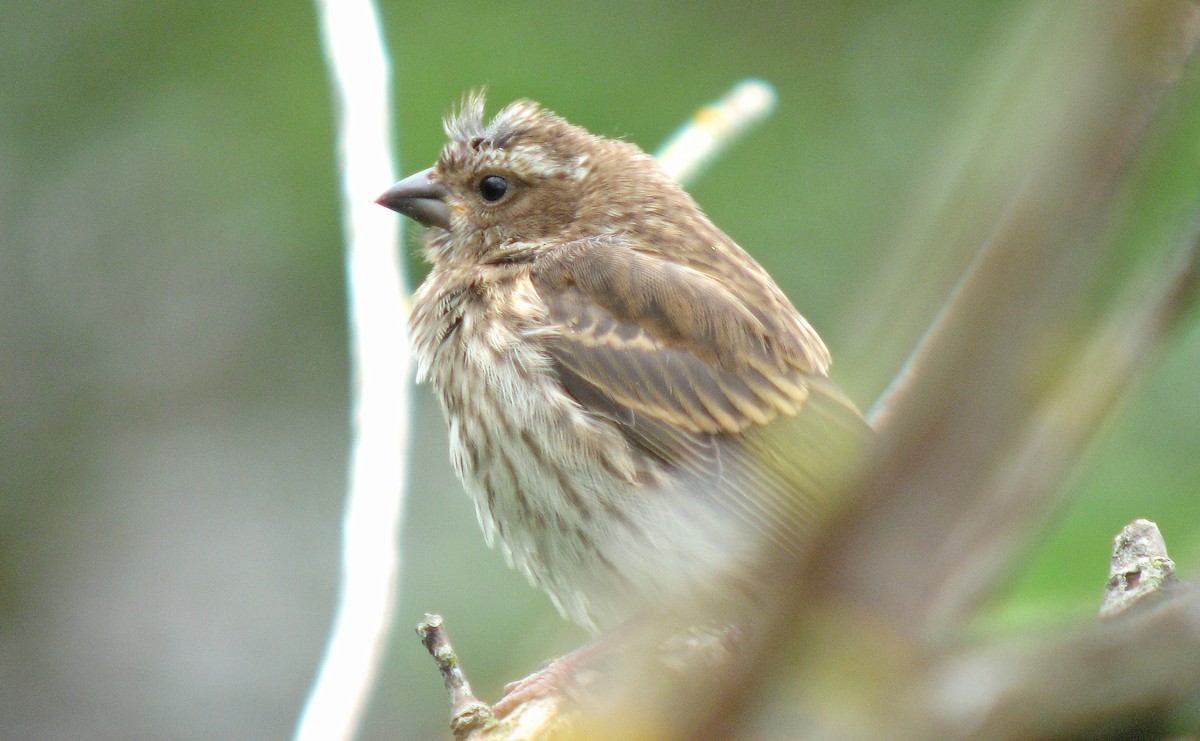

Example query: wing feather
[530,238,870,552]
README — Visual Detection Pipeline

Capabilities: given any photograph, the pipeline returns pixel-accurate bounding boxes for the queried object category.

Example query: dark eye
[478,175,509,202]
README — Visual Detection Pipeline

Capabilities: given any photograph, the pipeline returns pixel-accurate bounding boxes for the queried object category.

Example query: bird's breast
[412,272,679,630]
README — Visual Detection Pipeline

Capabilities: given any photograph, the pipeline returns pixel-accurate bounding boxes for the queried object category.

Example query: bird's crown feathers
[439,90,592,180]
[443,90,560,145]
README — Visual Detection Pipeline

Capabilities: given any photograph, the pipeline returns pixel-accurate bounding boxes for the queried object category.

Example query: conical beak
[375,167,451,230]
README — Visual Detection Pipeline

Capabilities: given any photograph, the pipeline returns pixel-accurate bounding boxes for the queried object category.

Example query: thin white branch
[656,79,778,186]
[296,1,410,740]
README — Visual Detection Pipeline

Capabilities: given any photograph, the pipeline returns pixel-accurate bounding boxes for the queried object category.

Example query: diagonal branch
[923,231,1200,632]
[682,2,1200,738]
[820,0,1200,638]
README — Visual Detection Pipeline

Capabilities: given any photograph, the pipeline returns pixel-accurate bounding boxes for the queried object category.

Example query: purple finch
[378,93,869,636]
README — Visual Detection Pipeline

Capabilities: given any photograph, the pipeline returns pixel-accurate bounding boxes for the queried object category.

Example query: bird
[377,92,870,640]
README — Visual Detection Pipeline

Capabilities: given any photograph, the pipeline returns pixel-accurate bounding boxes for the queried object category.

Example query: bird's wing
[530,238,870,552]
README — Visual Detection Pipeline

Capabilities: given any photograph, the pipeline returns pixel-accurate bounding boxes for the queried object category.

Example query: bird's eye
[478,175,509,202]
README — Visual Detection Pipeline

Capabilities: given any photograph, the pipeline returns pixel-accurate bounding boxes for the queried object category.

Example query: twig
[416,615,496,737]
[296,1,411,739]
[1101,519,1180,619]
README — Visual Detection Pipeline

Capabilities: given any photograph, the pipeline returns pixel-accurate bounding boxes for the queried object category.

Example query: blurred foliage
[1,1,1197,739]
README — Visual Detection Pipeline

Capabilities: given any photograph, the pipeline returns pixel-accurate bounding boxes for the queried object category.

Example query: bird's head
[377,92,695,264]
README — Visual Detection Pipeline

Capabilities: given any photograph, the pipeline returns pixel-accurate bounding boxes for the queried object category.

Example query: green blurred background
[3,1,1198,738]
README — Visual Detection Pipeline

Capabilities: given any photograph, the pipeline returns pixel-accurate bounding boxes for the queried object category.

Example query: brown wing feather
[531,238,871,552]
[532,238,824,435]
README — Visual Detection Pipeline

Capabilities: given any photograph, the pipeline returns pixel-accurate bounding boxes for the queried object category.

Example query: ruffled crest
[442,89,568,151]
[442,88,488,142]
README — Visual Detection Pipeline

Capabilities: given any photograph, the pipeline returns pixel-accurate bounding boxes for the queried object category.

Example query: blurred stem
[683,1,1200,738]
[924,233,1200,631]
[296,1,410,740]
[656,79,778,186]
[839,0,1200,632]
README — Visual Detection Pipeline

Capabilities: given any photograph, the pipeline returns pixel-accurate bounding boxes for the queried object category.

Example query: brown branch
[922,584,1200,740]
[440,546,1200,741]
[919,520,1194,741]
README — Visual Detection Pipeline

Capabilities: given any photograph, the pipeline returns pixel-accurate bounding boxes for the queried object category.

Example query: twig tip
[1100,519,1179,619]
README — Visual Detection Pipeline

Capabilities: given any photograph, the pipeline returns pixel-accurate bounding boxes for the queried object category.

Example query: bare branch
[821,0,1200,638]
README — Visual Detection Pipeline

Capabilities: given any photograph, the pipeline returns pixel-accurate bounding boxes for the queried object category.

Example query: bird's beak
[375,167,451,230]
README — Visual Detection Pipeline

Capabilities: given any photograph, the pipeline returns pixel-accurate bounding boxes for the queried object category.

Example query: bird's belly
[436,345,751,634]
